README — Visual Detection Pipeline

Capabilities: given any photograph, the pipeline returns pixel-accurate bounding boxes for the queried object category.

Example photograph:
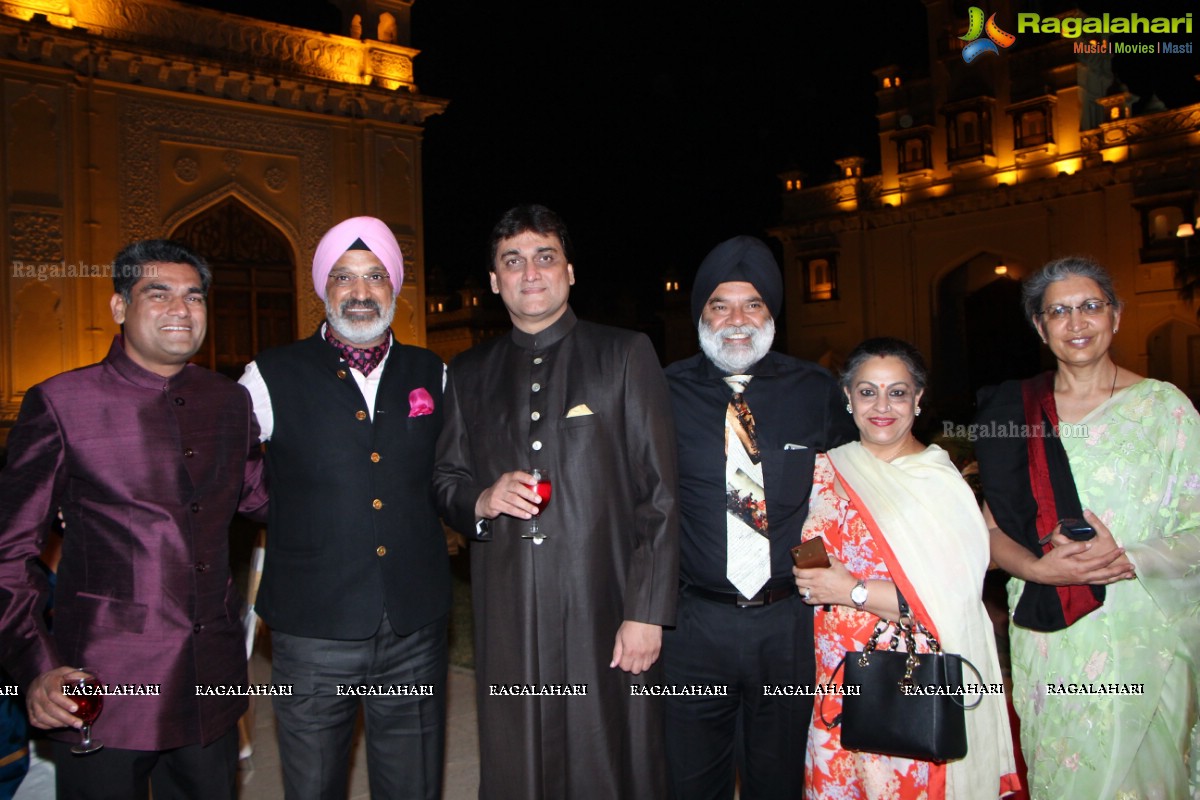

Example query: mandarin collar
[104,335,194,391]
[510,306,577,351]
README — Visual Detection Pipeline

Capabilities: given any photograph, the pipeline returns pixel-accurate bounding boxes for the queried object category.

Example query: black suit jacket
[254,329,449,638]
[665,350,855,590]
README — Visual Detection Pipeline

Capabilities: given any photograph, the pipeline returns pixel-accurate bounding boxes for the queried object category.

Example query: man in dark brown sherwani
[434,204,679,799]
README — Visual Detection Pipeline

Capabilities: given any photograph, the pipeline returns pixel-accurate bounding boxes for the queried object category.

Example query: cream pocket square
[565,404,594,418]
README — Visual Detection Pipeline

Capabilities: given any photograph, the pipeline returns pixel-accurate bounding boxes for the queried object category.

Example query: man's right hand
[26,666,87,730]
[474,470,543,520]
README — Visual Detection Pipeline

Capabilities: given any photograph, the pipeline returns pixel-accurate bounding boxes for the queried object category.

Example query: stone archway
[172,198,297,378]
[934,254,1044,421]
[1147,318,1200,409]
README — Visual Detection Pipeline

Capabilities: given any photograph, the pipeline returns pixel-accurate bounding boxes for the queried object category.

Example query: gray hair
[1021,256,1120,328]
[839,337,929,393]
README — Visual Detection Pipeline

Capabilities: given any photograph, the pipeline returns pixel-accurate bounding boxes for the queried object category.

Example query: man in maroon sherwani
[0,240,268,799]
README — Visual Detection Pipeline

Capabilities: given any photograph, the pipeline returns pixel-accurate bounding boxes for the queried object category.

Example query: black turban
[690,236,783,326]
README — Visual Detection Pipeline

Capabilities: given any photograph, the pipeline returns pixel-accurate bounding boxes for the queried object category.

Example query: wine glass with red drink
[63,669,104,754]
[520,468,552,544]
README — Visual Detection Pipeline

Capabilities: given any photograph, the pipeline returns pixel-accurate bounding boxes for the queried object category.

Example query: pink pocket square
[408,387,434,417]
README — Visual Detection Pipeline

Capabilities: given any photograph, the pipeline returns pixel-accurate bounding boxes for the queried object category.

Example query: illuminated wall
[772,2,1200,415]
[0,0,446,430]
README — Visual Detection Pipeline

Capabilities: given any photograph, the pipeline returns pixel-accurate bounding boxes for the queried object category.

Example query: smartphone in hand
[791,538,831,569]
[1057,517,1096,542]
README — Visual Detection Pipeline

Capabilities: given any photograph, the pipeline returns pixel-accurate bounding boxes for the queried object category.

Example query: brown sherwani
[435,307,679,799]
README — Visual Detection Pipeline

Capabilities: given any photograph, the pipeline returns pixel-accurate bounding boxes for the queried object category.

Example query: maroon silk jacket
[0,337,268,751]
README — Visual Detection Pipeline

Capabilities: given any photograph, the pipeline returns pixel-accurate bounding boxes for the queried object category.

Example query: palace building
[0,0,445,438]
[771,0,1199,418]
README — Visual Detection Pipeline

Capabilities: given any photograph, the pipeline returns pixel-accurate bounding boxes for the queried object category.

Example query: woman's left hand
[1045,509,1136,585]
[794,555,857,606]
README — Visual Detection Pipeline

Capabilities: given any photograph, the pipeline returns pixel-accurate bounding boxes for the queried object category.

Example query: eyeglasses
[328,272,390,285]
[1037,300,1112,321]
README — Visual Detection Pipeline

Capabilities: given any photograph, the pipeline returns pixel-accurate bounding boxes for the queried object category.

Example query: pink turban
[311,216,404,300]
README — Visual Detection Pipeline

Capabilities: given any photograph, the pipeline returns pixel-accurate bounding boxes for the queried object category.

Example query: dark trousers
[270,611,447,800]
[52,725,238,800]
[662,590,814,800]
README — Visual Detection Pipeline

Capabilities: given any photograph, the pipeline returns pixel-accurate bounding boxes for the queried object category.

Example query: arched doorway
[935,255,1044,421]
[1147,318,1200,409]
[172,199,297,379]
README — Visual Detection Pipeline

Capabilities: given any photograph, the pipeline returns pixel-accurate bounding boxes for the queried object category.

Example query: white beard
[325,296,396,345]
[698,317,775,374]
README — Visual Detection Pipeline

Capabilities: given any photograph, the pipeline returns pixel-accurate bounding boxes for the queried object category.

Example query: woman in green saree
[976,256,1200,798]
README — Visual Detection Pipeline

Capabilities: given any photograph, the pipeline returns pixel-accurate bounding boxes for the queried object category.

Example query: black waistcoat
[254,329,449,638]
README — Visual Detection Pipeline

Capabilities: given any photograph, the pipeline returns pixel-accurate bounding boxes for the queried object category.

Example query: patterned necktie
[323,325,391,376]
[723,375,771,598]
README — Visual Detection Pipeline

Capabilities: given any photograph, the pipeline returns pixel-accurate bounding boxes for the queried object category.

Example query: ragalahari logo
[961,7,1016,63]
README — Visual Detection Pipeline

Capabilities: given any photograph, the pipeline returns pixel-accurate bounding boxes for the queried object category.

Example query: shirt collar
[510,306,577,351]
[319,322,393,369]
[321,322,392,376]
[699,349,780,382]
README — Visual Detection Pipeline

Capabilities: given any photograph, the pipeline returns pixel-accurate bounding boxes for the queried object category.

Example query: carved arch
[169,196,300,377]
[1145,315,1200,406]
[163,185,302,265]
[932,250,1043,420]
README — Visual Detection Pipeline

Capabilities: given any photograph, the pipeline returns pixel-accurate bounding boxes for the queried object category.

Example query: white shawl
[828,442,1017,799]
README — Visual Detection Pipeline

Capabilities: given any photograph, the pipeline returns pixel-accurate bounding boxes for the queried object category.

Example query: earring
[915,406,922,417]
[845,403,853,414]
[1112,328,1118,334]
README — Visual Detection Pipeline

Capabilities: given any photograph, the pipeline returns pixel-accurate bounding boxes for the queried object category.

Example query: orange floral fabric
[803,454,930,800]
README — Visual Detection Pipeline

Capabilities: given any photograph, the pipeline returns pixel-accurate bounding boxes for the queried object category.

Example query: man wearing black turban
[662,236,854,799]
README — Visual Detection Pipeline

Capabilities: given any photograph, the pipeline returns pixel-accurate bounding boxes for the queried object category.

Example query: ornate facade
[1,0,445,434]
[772,0,1200,419]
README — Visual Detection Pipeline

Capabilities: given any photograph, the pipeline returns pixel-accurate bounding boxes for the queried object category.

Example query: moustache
[718,325,758,340]
[340,299,381,314]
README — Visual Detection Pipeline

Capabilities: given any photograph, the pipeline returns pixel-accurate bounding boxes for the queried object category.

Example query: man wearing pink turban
[309,216,404,303]
[239,217,449,800]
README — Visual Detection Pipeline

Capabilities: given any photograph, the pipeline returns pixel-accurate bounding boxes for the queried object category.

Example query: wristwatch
[850,580,868,611]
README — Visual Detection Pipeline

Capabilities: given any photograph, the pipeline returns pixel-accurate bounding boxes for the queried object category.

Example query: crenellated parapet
[0,0,444,123]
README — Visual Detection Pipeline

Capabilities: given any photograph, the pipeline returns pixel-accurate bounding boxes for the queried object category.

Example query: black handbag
[820,589,985,762]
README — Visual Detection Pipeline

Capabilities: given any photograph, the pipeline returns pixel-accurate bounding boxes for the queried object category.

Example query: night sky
[411,1,929,316]
[191,0,1199,320]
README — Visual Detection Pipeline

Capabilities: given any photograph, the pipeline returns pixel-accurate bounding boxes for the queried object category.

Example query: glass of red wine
[63,669,104,754]
[520,468,552,544]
